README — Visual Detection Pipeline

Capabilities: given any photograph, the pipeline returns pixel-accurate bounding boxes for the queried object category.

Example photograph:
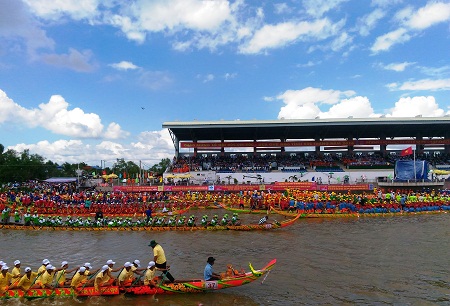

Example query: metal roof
[162,117,450,141]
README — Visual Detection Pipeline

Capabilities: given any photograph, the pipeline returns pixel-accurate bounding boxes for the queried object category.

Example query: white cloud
[0,89,128,139]
[22,0,101,21]
[383,62,414,72]
[372,2,450,53]
[276,87,355,107]
[274,3,291,15]
[203,74,215,83]
[109,61,140,71]
[356,8,385,36]
[386,96,445,117]
[405,2,450,30]
[106,0,233,44]
[371,28,410,53]
[224,72,237,80]
[40,48,97,72]
[7,129,173,166]
[239,18,340,54]
[303,0,348,18]
[318,96,377,118]
[275,87,446,120]
[389,78,450,91]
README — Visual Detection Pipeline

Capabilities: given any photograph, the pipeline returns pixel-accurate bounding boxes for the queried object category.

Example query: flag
[400,146,413,156]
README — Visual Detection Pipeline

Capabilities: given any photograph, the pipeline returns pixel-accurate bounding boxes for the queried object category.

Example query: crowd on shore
[1,181,450,220]
[170,152,450,173]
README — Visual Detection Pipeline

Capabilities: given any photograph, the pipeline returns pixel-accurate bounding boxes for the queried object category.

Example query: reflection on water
[1,211,450,305]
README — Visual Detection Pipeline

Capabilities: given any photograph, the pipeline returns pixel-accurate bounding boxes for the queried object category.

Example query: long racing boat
[1,259,276,299]
[0,214,300,231]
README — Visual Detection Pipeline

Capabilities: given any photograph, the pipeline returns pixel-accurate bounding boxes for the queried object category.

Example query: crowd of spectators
[169,151,450,174]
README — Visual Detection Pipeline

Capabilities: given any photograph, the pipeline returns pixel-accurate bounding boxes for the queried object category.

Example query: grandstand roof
[163,117,450,141]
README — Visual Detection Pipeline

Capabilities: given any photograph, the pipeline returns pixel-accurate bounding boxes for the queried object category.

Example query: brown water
[1,211,450,305]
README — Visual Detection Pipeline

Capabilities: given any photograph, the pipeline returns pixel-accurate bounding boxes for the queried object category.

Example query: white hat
[84,263,92,269]
[147,261,155,268]
[14,260,20,265]
[133,260,141,267]
[42,259,50,265]
[2,266,9,270]
[0,261,4,266]
[124,262,132,268]
[106,260,115,265]
[25,267,31,273]
[61,261,68,267]
[79,267,86,273]
[46,265,55,270]
[101,265,109,272]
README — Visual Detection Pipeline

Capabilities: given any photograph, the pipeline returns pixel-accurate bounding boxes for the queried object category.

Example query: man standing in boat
[149,240,175,283]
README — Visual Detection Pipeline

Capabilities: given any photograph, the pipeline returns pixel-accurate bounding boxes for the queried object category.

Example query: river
[1,211,449,305]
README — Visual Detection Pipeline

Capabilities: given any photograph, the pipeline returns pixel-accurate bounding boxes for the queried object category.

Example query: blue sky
[0,0,450,167]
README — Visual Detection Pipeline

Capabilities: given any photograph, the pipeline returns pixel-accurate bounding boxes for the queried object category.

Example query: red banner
[181,139,450,148]
[318,184,372,191]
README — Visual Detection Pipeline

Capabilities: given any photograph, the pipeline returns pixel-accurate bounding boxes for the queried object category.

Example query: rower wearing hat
[118,262,134,287]
[11,260,21,277]
[10,260,22,288]
[38,265,56,289]
[70,267,88,292]
[35,259,50,286]
[15,267,38,291]
[204,257,221,281]
[143,261,163,287]
[0,265,17,294]
[94,265,114,291]
[54,261,79,287]
[102,259,120,286]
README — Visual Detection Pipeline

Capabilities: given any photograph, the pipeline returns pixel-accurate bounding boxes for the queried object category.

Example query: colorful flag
[400,146,413,156]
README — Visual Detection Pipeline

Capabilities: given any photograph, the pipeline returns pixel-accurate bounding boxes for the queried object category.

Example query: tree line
[0,144,171,183]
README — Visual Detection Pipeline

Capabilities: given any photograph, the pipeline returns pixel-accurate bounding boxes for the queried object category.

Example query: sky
[0,0,450,168]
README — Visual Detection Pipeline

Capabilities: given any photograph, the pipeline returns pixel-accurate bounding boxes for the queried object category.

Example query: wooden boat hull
[1,259,276,299]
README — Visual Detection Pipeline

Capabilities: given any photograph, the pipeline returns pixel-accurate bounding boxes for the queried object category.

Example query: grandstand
[162,117,450,188]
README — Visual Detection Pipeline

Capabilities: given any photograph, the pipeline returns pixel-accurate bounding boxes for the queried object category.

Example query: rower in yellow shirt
[15,267,38,291]
[38,265,56,289]
[118,262,134,287]
[10,260,22,288]
[94,265,113,291]
[54,261,79,287]
[0,265,20,294]
[70,267,88,292]
[36,259,51,284]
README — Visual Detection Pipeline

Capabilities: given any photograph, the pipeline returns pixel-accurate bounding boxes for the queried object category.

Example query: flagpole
[413,147,416,182]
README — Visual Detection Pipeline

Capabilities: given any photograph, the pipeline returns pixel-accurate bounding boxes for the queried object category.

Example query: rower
[0,265,16,294]
[11,260,21,277]
[117,262,134,287]
[37,259,51,284]
[15,267,38,291]
[70,267,88,292]
[94,265,113,291]
[38,265,56,289]
[54,261,79,287]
